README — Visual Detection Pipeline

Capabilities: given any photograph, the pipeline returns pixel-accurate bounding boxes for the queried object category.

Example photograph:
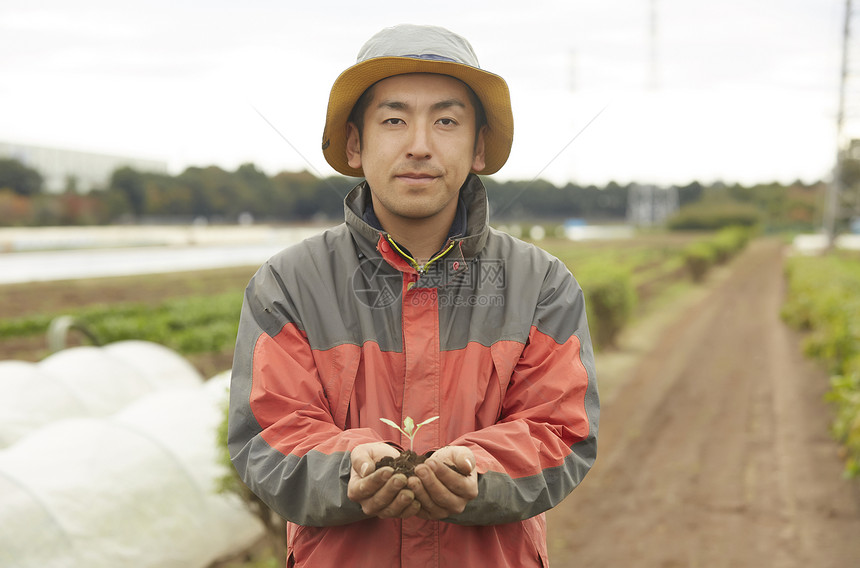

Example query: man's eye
[383,118,405,125]
[437,118,457,126]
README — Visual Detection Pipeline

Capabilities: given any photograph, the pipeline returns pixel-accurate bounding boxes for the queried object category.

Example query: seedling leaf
[379,415,440,451]
[417,416,439,427]
[379,418,402,432]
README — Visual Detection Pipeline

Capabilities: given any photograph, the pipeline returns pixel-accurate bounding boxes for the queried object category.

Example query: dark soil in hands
[375,450,427,477]
[375,450,466,477]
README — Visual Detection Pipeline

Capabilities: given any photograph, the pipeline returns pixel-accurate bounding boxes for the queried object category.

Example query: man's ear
[346,122,362,170]
[471,125,488,172]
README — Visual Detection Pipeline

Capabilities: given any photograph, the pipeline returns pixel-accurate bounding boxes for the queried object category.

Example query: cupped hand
[407,445,478,520]
[347,442,422,519]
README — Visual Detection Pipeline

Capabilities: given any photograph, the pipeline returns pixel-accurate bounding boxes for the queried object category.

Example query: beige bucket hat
[322,24,514,177]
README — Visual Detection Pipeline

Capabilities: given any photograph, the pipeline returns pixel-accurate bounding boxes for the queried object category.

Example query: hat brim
[322,57,513,177]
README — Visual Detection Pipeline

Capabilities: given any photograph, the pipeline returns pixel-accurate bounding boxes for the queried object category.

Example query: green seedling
[379,415,439,452]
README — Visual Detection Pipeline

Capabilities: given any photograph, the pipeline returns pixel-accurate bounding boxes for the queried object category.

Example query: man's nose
[405,123,432,160]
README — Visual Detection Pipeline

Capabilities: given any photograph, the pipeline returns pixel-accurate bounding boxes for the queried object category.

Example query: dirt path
[547,238,860,567]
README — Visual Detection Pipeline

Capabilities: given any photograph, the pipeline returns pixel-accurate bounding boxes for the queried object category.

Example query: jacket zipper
[384,234,455,275]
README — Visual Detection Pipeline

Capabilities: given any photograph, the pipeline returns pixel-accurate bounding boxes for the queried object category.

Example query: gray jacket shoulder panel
[437,227,586,349]
[248,222,404,352]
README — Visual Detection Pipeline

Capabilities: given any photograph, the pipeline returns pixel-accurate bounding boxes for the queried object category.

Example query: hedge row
[782,254,860,477]
[682,226,753,282]
[667,201,761,231]
[572,228,752,350]
[578,265,637,349]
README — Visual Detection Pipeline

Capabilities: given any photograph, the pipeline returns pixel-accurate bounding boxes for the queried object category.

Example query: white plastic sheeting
[0,341,202,449]
[0,344,264,568]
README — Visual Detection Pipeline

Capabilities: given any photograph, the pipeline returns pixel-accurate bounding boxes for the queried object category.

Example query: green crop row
[541,231,752,350]
[682,226,753,282]
[545,237,690,275]
[543,239,677,349]
[667,201,761,231]
[546,231,752,349]
[0,291,244,355]
[577,264,637,349]
[782,253,860,477]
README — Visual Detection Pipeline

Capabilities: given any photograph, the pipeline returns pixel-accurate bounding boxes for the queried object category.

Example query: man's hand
[408,445,478,520]
[347,442,422,519]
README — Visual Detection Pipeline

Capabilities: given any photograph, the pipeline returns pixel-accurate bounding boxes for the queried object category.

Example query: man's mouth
[397,173,435,179]
[395,171,440,183]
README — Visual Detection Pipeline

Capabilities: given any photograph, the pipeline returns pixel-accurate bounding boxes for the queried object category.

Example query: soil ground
[547,238,860,567]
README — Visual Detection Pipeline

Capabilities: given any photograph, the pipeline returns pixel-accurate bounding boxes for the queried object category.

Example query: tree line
[0,156,840,231]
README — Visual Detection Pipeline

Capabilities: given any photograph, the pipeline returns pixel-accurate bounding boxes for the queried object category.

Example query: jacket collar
[344,173,490,261]
[362,194,468,243]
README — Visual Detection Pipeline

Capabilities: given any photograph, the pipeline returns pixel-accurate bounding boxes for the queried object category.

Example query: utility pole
[824,0,853,247]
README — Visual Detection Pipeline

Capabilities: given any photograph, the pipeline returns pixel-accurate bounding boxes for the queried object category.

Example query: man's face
[345,73,486,224]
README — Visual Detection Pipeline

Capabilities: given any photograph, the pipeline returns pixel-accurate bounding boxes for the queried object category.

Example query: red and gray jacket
[228,174,599,567]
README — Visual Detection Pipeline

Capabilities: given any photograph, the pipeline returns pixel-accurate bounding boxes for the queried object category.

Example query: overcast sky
[0,0,854,187]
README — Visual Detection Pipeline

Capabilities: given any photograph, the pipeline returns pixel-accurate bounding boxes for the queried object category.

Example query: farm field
[547,238,860,567]
[1,234,858,566]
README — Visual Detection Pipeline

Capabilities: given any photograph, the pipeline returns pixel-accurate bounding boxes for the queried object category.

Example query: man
[228,24,599,567]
